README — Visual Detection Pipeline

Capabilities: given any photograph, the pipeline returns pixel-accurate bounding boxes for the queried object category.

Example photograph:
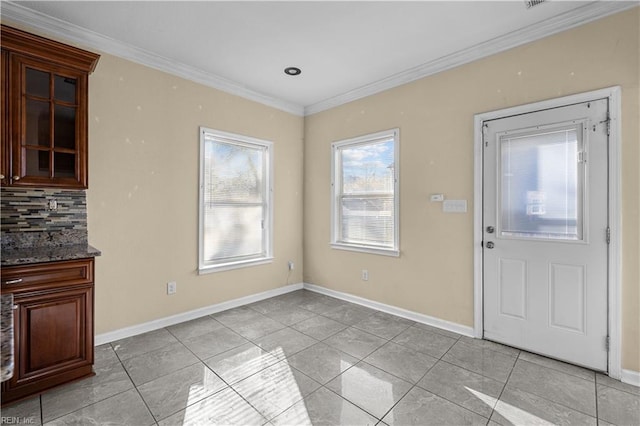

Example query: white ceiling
[2,1,636,115]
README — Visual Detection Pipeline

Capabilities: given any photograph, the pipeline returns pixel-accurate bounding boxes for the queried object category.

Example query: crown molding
[0,1,305,117]
[2,1,635,117]
[304,1,638,116]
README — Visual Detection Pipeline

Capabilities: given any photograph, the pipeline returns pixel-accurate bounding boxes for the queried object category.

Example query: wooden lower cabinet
[1,258,95,404]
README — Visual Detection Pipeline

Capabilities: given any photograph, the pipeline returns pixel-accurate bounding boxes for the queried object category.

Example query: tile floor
[3,290,639,425]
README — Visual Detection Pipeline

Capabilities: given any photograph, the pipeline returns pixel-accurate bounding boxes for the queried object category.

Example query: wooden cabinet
[1,258,95,404]
[1,25,99,189]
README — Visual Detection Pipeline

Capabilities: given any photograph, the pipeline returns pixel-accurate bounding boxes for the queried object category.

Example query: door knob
[486,241,495,249]
[486,226,495,234]
[12,175,20,181]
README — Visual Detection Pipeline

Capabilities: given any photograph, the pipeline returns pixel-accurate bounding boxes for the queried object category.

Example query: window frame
[331,128,400,257]
[198,127,273,274]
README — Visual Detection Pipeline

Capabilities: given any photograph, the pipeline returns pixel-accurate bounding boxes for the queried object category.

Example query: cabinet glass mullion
[24,98,50,147]
[25,67,49,98]
[24,147,50,177]
[48,72,55,177]
[53,104,77,150]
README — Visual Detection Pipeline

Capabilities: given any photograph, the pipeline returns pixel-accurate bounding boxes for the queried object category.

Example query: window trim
[198,127,274,274]
[331,128,400,257]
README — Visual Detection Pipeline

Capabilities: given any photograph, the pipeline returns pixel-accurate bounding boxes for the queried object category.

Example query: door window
[499,124,585,241]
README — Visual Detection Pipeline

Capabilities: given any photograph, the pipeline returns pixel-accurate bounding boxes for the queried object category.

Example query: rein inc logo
[0,416,37,425]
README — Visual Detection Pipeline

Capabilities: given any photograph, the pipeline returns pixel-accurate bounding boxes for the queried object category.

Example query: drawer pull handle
[12,176,20,181]
[4,278,23,284]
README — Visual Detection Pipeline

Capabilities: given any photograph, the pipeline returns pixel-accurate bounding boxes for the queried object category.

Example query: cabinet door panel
[14,285,92,384]
[27,296,82,371]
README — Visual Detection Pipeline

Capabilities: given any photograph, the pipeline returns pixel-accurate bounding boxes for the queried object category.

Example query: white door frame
[473,86,622,379]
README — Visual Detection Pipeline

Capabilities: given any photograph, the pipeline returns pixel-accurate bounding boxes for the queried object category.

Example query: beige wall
[86,54,304,334]
[4,8,638,372]
[303,8,640,372]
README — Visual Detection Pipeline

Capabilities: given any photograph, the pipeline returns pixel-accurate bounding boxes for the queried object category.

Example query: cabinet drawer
[1,259,94,294]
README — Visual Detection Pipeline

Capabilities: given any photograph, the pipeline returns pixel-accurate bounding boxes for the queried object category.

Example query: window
[199,127,273,273]
[331,129,399,256]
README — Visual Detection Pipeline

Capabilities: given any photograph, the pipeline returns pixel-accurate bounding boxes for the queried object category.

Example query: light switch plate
[443,199,467,213]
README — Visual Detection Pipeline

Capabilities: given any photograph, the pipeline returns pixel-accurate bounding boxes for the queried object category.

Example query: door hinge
[483,123,489,147]
[605,336,610,351]
[606,227,611,244]
[261,219,265,229]
[606,119,611,136]
[577,151,587,163]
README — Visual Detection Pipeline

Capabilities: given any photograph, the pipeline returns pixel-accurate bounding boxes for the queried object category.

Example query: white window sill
[330,243,399,257]
[198,257,273,274]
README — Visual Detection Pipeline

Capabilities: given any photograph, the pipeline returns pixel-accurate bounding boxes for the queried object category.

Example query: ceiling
[2,1,636,115]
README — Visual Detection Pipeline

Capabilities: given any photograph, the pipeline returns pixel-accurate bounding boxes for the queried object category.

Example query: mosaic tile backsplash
[1,188,88,249]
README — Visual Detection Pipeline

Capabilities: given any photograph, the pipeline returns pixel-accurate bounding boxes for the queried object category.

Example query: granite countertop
[1,293,14,382]
[1,244,101,267]
[1,230,101,267]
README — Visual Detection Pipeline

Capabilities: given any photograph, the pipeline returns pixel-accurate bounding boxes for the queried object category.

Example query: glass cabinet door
[10,55,88,188]
[2,25,99,189]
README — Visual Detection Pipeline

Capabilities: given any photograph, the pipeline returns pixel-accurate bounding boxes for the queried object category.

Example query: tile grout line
[39,353,137,424]
[227,300,344,423]
[309,303,468,422]
[488,349,521,423]
[320,381,384,422]
[111,325,240,424]
[148,325,235,424]
[595,378,600,425]
[245,297,408,423]
[111,339,157,424]
[595,375,640,398]
[500,355,602,422]
[226,384,270,425]
[185,307,325,423]
[39,394,43,425]
[404,332,498,424]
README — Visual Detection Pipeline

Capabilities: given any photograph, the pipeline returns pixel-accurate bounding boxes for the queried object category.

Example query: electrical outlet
[362,269,369,281]
[48,199,58,211]
[288,261,295,271]
[167,281,177,295]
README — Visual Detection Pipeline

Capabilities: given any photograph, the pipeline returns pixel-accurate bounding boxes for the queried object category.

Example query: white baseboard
[303,282,475,337]
[621,369,640,388]
[95,280,638,388]
[95,283,304,345]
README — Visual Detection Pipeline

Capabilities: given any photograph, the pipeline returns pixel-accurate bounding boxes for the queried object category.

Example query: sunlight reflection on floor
[178,347,311,425]
[465,386,554,425]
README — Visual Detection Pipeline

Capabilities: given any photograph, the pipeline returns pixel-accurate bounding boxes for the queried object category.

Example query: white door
[483,99,609,371]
